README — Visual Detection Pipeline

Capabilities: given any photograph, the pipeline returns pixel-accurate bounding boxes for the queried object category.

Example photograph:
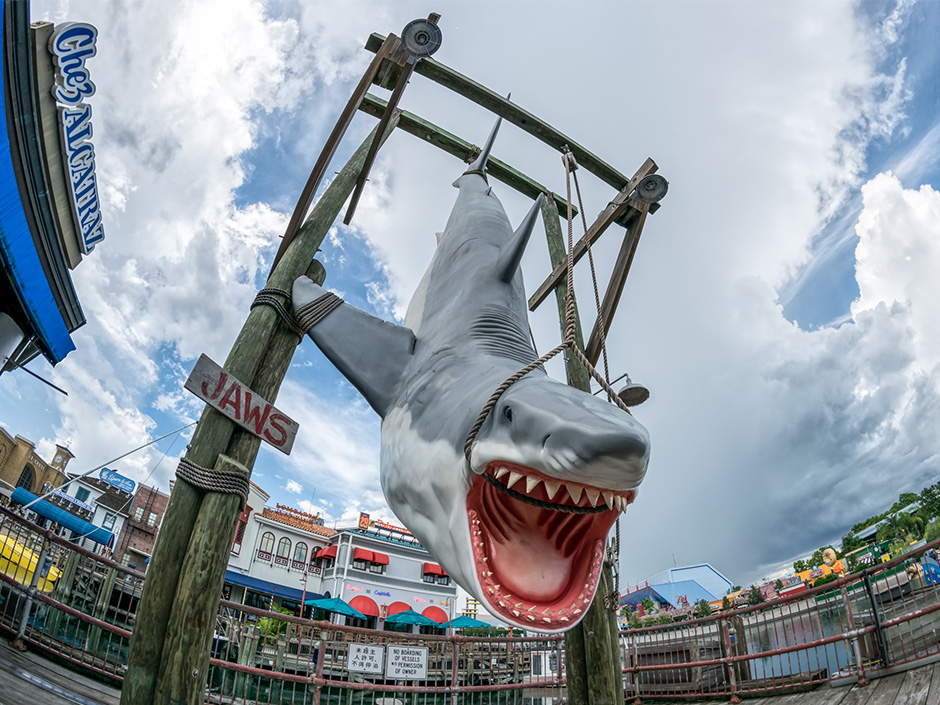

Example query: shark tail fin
[497,193,544,283]
[464,111,504,178]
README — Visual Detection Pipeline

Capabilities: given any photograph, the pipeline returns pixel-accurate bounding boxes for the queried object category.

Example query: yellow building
[0,425,71,499]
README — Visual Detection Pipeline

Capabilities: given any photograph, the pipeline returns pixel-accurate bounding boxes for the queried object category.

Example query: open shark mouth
[466,461,636,630]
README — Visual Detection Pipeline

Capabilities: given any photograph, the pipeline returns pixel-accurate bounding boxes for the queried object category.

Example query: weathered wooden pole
[121,115,401,705]
[540,193,625,705]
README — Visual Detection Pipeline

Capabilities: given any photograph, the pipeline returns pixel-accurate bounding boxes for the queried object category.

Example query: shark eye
[503,406,513,423]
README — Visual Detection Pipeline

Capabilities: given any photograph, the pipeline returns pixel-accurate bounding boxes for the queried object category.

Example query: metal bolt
[192,669,199,677]
[588,630,595,638]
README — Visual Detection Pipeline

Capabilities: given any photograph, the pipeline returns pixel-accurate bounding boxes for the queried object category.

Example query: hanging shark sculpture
[292,120,650,631]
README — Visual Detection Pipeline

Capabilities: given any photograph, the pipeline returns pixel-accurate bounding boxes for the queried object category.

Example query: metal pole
[862,569,889,668]
[11,541,49,650]
[841,584,869,686]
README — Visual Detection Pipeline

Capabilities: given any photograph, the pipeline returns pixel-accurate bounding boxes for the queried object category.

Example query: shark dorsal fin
[497,193,544,283]
[464,113,503,178]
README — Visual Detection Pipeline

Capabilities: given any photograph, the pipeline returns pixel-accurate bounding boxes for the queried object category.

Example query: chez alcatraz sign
[185,354,299,455]
[49,23,105,254]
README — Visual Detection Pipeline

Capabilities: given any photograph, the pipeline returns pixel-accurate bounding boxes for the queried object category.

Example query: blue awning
[11,488,114,547]
[0,14,75,363]
[224,569,323,602]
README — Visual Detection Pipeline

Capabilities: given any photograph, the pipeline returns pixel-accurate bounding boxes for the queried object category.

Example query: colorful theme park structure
[4,13,666,705]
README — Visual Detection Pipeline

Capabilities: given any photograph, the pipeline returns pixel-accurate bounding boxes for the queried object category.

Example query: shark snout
[489,376,650,488]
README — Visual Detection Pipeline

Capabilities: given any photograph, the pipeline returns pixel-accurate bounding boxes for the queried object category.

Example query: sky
[2,0,939,591]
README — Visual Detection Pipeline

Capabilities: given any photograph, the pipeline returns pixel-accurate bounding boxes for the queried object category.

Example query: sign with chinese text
[386,645,428,680]
[184,354,298,454]
[348,644,384,675]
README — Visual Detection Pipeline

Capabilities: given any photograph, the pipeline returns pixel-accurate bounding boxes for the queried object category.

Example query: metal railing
[621,539,940,702]
[5,498,940,704]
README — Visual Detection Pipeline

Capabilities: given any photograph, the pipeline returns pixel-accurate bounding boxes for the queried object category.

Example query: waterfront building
[0,424,70,498]
[59,473,132,552]
[319,514,458,630]
[113,484,169,571]
[621,563,734,613]
[223,482,337,613]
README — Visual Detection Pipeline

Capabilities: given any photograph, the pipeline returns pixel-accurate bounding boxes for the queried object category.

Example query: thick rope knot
[251,287,307,338]
[294,292,344,335]
[176,458,250,510]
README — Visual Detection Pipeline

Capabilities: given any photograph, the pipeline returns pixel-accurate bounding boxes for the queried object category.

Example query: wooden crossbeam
[584,203,649,365]
[358,93,575,216]
[365,32,632,191]
[527,158,657,311]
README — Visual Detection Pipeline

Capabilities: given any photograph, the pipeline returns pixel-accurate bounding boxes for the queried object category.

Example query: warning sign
[347,643,385,675]
[385,645,428,680]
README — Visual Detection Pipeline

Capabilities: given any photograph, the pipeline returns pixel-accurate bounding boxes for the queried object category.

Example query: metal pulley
[635,174,669,203]
[401,17,443,57]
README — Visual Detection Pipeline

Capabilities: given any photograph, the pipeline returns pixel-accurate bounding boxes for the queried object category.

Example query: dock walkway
[3,640,940,705]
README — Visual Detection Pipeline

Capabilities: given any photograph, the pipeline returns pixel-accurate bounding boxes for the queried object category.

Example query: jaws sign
[185,354,299,455]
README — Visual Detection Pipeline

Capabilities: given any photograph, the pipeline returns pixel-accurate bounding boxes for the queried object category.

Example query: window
[423,573,435,584]
[275,537,291,566]
[258,532,275,560]
[231,506,252,556]
[121,553,131,566]
[436,575,450,585]
[147,512,157,528]
[352,557,369,570]
[133,507,144,522]
[75,487,90,503]
[369,563,386,574]
[103,513,116,530]
[292,542,308,570]
[16,465,34,491]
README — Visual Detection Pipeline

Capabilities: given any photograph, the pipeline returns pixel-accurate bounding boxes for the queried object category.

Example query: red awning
[371,551,389,565]
[353,547,373,562]
[387,601,410,616]
[423,562,444,576]
[422,605,449,624]
[318,546,337,559]
[349,595,379,617]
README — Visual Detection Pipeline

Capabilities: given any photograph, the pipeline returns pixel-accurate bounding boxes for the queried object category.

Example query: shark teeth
[468,509,605,631]
[484,464,634,513]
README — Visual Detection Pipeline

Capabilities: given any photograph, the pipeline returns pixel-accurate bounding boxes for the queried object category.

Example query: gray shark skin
[292,126,650,632]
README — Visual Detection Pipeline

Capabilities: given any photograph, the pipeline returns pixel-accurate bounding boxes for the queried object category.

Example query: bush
[813,573,839,588]
[641,617,657,628]
[694,599,712,618]
[926,520,940,543]
[656,614,673,625]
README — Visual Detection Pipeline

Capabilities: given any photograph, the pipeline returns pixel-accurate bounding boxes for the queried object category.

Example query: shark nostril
[542,433,551,449]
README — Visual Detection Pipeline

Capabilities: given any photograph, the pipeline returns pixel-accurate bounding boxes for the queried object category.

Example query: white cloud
[285,479,303,494]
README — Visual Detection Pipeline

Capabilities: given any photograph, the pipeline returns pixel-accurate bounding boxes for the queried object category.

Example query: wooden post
[541,193,624,705]
[121,115,401,705]
[154,455,249,705]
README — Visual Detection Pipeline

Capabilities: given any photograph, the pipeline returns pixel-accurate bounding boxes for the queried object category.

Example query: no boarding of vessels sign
[386,646,428,680]
[184,354,299,455]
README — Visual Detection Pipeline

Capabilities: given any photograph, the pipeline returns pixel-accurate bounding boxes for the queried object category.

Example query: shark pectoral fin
[292,276,415,418]
[497,193,544,283]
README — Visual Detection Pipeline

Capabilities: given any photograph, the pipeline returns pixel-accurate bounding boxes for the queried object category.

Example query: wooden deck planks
[0,641,120,705]
[926,662,940,705]
[894,665,935,705]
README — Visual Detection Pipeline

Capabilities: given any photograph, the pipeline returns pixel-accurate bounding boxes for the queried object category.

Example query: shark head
[293,115,651,633]
[463,374,649,630]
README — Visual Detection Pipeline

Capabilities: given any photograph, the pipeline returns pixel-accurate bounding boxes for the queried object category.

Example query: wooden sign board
[184,354,298,455]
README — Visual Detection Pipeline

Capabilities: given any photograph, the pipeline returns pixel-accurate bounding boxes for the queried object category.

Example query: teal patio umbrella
[446,615,489,629]
[304,596,367,620]
[383,609,441,627]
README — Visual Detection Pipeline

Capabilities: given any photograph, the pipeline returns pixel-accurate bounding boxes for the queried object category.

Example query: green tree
[793,559,808,573]
[657,614,673,625]
[810,548,825,567]
[813,573,839,588]
[694,599,712,618]
[747,586,765,606]
[925,519,940,543]
[730,585,742,592]
[920,482,940,520]
[841,533,862,553]
[641,597,655,613]
[721,595,731,611]
[774,579,784,591]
